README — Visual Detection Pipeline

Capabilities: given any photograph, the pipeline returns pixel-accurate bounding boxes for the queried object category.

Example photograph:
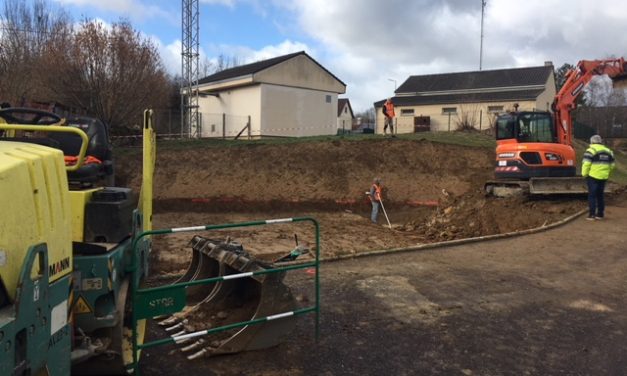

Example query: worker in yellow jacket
[581,135,615,220]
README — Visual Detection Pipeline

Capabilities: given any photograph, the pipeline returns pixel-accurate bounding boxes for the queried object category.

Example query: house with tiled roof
[337,98,354,132]
[194,51,346,138]
[374,63,556,134]
[613,74,627,90]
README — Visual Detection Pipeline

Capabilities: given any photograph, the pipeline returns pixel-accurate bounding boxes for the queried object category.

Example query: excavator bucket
[160,236,297,359]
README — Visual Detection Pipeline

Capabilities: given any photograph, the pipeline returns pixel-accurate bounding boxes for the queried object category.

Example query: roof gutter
[194,73,254,92]
[396,84,546,97]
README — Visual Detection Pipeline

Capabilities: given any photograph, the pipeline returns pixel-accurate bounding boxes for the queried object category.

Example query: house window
[326,95,332,103]
[344,107,348,114]
[211,124,216,133]
[488,105,504,113]
[442,107,457,114]
[401,109,415,116]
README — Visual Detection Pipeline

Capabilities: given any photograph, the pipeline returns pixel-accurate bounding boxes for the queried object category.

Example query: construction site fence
[128,217,320,375]
[574,106,627,140]
[112,109,350,144]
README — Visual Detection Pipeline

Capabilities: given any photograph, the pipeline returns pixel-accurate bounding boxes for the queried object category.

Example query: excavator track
[158,236,297,359]
[486,177,619,197]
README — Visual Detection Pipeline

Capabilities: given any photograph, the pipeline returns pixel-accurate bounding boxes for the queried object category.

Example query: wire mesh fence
[110,110,347,145]
[574,106,627,140]
[199,113,251,139]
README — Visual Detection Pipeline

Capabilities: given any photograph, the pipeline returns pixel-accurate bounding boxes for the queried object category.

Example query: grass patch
[114,130,496,156]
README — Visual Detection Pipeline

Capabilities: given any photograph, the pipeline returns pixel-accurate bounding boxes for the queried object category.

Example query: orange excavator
[485,58,627,196]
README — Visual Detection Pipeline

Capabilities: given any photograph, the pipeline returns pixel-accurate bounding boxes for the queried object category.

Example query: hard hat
[590,135,603,144]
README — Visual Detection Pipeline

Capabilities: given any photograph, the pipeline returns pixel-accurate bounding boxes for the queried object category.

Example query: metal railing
[127,217,320,375]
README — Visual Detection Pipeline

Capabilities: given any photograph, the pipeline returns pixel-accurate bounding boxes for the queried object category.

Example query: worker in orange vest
[382,98,395,136]
[368,177,383,223]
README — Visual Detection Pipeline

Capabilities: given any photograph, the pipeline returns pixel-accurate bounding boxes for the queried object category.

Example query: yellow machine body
[0,142,73,300]
[68,188,102,242]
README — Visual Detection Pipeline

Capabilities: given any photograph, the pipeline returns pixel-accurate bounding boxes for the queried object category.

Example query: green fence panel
[135,285,187,320]
[127,217,320,375]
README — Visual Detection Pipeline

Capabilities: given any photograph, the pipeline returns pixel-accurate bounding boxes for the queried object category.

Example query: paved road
[142,198,627,375]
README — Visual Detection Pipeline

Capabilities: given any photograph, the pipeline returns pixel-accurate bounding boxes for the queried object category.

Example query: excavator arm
[553,58,627,146]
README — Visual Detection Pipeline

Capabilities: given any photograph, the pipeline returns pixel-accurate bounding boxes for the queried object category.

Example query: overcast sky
[55,0,627,112]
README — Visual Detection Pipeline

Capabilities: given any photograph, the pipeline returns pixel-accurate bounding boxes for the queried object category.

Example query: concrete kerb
[277,207,588,266]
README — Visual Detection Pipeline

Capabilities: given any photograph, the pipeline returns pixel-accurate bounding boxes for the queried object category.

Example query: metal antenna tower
[479,0,487,71]
[182,0,200,137]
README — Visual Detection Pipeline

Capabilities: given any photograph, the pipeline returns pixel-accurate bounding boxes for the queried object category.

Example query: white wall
[337,103,353,131]
[261,84,337,137]
[198,85,261,138]
[256,54,346,94]
[376,100,538,133]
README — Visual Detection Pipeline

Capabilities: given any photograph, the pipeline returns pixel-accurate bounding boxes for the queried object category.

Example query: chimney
[544,61,553,67]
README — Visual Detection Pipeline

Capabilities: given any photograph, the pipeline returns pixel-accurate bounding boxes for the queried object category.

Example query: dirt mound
[118,137,592,261]
[406,191,585,241]
[117,138,493,203]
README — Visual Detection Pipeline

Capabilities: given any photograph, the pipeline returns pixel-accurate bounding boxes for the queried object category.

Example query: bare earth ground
[116,137,627,375]
[139,196,627,376]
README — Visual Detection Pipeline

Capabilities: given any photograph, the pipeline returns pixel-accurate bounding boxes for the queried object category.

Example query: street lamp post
[387,78,397,92]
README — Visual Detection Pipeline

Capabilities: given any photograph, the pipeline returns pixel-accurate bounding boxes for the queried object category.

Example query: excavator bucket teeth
[166,235,297,357]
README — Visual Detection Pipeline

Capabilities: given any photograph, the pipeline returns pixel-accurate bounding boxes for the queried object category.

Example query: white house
[195,51,346,138]
[337,98,354,133]
[374,63,556,134]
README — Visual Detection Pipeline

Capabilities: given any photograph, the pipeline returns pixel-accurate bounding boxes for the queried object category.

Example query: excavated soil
[115,136,627,376]
[117,137,587,272]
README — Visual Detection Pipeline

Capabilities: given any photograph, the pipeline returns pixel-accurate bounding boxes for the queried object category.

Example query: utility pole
[182,0,200,137]
[479,0,487,71]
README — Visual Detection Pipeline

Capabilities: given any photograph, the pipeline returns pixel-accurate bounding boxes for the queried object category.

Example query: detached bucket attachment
[164,236,297,358]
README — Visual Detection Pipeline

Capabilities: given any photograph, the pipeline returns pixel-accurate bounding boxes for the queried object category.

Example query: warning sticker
[73,296,92,314]
[82,278,102,291]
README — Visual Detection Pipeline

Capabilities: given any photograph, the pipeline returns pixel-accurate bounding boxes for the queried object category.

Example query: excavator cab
[493,111,576,180]
[486,111,581,196]
[496,111,556,146]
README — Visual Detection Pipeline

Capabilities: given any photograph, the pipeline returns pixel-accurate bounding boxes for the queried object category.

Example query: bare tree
[0,0,71,104]
[199,56,214,78]
[554,63,575,92]
[583,76,613,107]
[44,20,172,134]
[214,54,240,72]
[455,102,481,131]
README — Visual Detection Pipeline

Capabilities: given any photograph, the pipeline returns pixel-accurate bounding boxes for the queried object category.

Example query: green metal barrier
[127,217,320,374]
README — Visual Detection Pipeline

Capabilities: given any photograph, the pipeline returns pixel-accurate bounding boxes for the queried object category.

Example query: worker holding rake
[368,178,392,228]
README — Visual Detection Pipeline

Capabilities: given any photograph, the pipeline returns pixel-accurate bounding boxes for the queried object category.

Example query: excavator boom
[554,58,627,146]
